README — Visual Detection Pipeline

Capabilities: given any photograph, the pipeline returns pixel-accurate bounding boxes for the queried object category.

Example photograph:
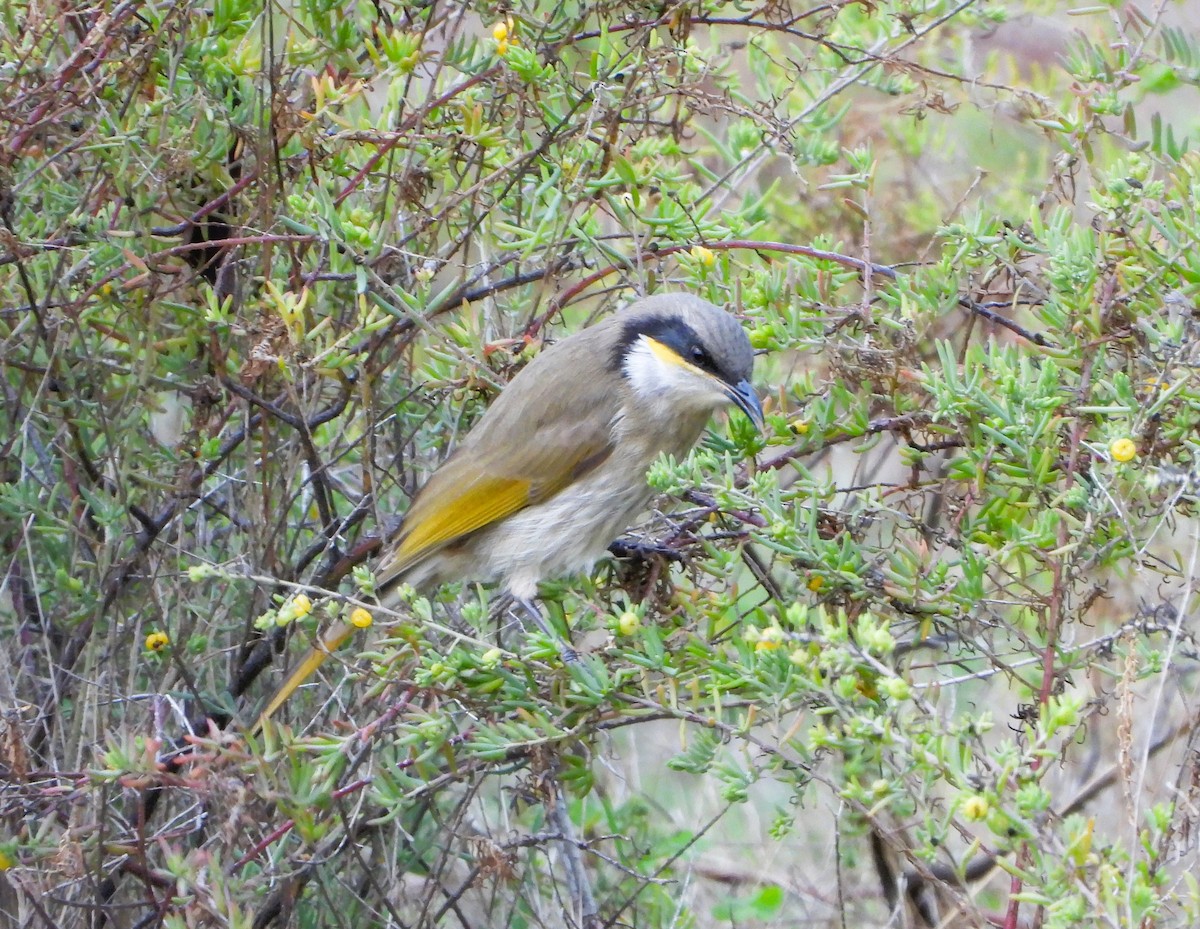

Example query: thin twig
[547,775,600,928]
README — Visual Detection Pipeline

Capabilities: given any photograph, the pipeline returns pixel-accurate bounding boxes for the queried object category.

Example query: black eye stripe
[614,313,740,385]
[617,318,703,363]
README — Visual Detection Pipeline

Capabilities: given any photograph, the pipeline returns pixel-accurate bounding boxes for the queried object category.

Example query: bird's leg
[511,596,579,664]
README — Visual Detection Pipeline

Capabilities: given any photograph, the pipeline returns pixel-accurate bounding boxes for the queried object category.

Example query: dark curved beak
[726,379,764,431]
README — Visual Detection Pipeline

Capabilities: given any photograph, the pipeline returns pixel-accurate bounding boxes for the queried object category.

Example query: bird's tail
[252,619,357,733]
[251,519,428,734]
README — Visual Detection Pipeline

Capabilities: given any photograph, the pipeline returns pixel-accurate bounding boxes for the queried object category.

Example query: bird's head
[615,294,763,428]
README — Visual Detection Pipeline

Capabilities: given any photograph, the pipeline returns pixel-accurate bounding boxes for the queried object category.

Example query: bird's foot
[510,597,579,664]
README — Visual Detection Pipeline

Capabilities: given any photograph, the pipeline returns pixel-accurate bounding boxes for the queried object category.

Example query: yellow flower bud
[755,625,785,651]
[1110,438,1137,463]
[349,607,373,629]
[144,631,170,652]
[617,611,641,636]
[962,795,989,821]
[293,594,313,617]
[690,245,716,267]
[492,21,508,42]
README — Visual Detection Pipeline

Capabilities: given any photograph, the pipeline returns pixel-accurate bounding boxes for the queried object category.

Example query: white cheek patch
[622,336,695,399]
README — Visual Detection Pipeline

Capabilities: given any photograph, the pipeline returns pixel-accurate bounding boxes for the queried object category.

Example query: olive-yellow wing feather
[386,474,532,571]
[376,429,615,584]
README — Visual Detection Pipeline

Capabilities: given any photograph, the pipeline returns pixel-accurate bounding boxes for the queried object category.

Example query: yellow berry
[144,631,169,652]
[962,795,990,821]
[1110,438,1137,463]
[293,594,314,617]
[617,611,641,636]
[496,38,509,56]
[790,419,810,435]
[349,607,373,629]
[880,676,911,700]
[807,575,825,592]
[755,625,785,651]
[492,21,508,42]
[690,245,716,267]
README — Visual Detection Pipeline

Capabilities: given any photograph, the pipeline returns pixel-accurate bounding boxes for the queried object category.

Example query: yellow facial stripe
[643,335,691,370]
[642,335,722,384]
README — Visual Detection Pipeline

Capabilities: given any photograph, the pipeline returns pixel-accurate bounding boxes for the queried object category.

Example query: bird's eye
[689,345,714,371]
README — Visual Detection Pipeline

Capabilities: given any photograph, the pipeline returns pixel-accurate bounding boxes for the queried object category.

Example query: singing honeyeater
[257,292,762,724]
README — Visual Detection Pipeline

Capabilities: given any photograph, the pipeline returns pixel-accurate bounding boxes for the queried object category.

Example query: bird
[256,292,762,726]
